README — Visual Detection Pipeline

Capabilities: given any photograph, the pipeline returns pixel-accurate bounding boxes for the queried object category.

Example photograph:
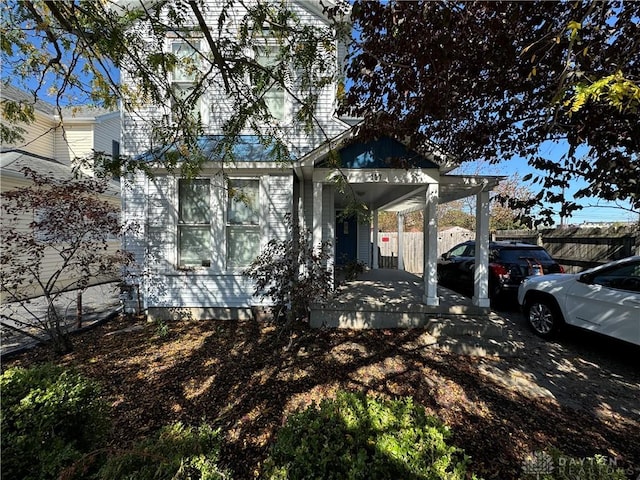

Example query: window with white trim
[178,178,211,268]
[170,40,201,123]
[172,40,200,82]
[226,179,260,268]
[252,44,285,121]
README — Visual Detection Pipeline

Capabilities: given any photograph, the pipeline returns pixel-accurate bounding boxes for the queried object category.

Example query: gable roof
[0,83,57,116]
[320,136,439,169]
[1,150,121,196]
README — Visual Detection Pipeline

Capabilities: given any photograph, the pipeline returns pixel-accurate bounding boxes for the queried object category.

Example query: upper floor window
[171,83,201,122]
[252,44,286,121]
[172,40,200,83]
[170,40,202,123]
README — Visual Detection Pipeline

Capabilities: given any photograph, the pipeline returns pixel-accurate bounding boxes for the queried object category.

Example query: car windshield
[499,248,552,262]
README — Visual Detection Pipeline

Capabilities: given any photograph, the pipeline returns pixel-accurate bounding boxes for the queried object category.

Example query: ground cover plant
[264,391,474,479]
[2,316,639,479]
[0,364,109,480]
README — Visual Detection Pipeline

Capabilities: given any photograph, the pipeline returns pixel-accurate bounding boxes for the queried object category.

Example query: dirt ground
[3,308,640,479]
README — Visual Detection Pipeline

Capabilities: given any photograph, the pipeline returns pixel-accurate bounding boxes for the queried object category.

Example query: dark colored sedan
[437,240,564,300]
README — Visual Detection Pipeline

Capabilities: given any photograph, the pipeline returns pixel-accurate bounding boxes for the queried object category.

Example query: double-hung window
[227,179,260,268]
[170,40,201,123]
[178,179,211,268]
[252,44,285,121]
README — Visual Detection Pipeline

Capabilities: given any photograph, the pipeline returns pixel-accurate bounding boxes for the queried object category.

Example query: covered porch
[309,269,508,355]
[301,134,502,311]
[310,268,491,329]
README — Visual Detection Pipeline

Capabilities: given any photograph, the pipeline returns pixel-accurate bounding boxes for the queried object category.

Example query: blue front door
[336,214,358,266]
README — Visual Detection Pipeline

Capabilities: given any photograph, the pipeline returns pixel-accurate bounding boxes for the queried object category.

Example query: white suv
[518,256,640,346]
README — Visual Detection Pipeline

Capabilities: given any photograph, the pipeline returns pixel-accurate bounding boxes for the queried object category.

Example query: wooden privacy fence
[378,228,474,274]
[494,226,640,273]
[378,225,639,275]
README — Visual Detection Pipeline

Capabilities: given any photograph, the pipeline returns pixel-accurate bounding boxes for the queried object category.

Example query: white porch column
[422,183,439,306]
[473,188,491,308]
[312,181,323,253]
[397,213,404,271]
[372,209,379,269]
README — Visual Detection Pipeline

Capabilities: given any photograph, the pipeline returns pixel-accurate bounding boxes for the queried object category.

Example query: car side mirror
[441,253,449,261]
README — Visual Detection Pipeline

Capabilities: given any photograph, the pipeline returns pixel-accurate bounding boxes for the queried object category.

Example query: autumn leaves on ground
[6,316,640,479]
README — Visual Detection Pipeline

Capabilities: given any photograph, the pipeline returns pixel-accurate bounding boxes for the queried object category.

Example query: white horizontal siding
[57,124,94,167]
[145,273,260,308]
[266,174,293,241]
[94,116,121,155]
[121,173,148,311]
[147,175,176,273]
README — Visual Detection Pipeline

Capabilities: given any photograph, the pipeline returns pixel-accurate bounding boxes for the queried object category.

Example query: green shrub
[0,363,110,480]
[521,448,629,480]
[264,390,478,480]
[97,422,229,480]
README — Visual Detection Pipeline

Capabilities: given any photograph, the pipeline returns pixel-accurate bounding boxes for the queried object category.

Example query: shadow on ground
[4,311,639,480]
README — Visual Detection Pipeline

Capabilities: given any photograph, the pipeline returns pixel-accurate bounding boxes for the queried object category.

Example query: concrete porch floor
[309,269,511,355]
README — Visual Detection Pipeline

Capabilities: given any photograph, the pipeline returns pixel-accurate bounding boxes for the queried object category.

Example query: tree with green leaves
[343,1,639,225]
[1,0,350,174]
[1,168,133,354]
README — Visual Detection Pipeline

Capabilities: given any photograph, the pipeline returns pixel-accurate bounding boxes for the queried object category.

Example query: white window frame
[252,41,287,122]
[169,39,203,124]
[225,177,262,270]
[171,39,201,83]
[177,178,212,269]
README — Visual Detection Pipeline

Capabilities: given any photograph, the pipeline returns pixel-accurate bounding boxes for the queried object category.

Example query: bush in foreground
[0,364,109,480]
[97,422,229,480]
[264,390,478,479]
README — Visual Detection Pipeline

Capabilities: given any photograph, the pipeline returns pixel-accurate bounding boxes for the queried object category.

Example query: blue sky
[457,143,638,226]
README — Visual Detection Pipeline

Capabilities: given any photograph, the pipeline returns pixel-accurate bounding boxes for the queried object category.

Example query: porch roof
[136,135,289,163]
[302,130,503,212]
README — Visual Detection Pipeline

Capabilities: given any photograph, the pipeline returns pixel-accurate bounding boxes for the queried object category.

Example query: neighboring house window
[178,178,211,268]
[227,179,260,268]
[253,44,285,121]
[170,40,201,123]
[111,140,120,182]
[112,140,120,160]
[33,207,57,243]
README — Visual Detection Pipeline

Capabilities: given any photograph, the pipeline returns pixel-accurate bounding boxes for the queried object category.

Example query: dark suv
[437,240,564,300]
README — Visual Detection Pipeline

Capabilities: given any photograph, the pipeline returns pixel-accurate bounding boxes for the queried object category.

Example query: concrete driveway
[481,303,640,431]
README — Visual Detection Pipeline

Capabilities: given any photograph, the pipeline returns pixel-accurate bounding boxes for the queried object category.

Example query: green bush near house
[0,364,110,480]
[97,422,229,480]
[263,390,479,480]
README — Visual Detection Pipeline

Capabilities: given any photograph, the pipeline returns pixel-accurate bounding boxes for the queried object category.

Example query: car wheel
[525,297,562,338]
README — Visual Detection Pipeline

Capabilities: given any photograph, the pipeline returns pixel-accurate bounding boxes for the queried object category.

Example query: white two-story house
[120,0,500,321]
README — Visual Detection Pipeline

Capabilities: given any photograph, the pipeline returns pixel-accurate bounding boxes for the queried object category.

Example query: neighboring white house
[120,0,501,320]
[0,83,121,300]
